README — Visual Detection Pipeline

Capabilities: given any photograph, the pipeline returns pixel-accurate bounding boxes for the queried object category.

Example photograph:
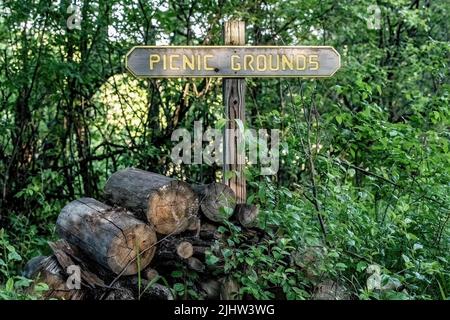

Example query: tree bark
[187,256,205,272]
[25,255,85,300]
[56,197,157,275]
[220,276,241,300]
[104,167,199,234]
[123,277,174,300]
[48,239,106,289]
[200,279,221,299]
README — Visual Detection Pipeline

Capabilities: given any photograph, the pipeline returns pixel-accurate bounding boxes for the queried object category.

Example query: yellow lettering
[244,55,254,71]
[309,55,319,70]
[204,55,214,71]
[296,55,306,71]
[149,54,160,70]
[281,54,294,70]
[231,55,241,71]
[256,55,267,71]
[268,55,279,71]
[197,55,202,70]
[183,55,195,70]
[162,54,167,70]
[169,54,180,70]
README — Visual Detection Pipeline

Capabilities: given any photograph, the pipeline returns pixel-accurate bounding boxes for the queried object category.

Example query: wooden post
[223,20,246,204]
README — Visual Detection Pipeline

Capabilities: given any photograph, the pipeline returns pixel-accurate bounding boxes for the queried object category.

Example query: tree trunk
[192,182,236,223]
[56,197,157,275]
[104,167,199,235]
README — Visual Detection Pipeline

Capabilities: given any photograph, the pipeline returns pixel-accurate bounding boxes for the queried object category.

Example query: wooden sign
[125,20,342,204]
[125,46,341,78]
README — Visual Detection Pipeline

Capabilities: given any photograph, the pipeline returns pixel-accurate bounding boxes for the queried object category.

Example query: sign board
[126,46,341,78]
[125,27,341,204]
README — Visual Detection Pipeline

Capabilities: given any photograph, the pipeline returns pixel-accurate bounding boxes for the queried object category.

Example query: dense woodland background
[0,0,449,299]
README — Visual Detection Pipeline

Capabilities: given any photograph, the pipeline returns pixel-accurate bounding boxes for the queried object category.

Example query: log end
[235,204,259,228]
[147,180,199,235]
[107,223,157,275]
[176,241,194,259]
[199,183,236,223]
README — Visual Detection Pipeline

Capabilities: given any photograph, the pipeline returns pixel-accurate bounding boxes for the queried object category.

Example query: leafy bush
[0,0,448,300]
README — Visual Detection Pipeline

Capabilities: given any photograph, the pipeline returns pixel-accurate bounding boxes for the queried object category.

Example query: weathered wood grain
[104,167,199,235]
[192,182,236,222]
[235,203,259,228]
[223,20,247,204]
[126,46,341,78]
[56,197,157,275]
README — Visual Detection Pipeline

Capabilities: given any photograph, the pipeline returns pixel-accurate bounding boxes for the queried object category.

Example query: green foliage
[0,0,449,300]
[171,269,201,299]
[214,179,449,300]
[0,229,50,300]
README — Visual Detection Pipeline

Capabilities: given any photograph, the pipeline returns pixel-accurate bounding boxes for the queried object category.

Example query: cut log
[143,267,159,281]
[26,255,85,300]
[201,222,218,232]
[292,246,326,280]
[235,204,259,228]
[192,246,209,259]
[312,280,350,300]
[170,235,216,248]
[56,197,157,275]
[187,257,205,273]
[192,182,236,223]
[186,215,201,236]
[48,239,106,289]
[104,167,199,235]
[240,227,268,244]
[103,282,135,300]
[122,277,174,300]
[220,277,241,300]
[198,222,223,240]
[177,241,194,259]
[141,283,174,300]
[155,237,194,262]
[200,279,221,299]
[184,221,223,240]
[22,255,47,279]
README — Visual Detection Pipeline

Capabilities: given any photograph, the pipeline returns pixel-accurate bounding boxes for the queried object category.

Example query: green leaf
[402,254,411,264]
[357,261,368,272]
[206,254,220,265]
[171,270,183,278]
[335,262,347,270]
[5,278,14,292]
[34,282,49,293]
[173,283,184,293]
[245,257,255,266]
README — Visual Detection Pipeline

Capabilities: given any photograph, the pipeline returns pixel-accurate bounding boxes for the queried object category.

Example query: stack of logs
[23,167,262,300]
